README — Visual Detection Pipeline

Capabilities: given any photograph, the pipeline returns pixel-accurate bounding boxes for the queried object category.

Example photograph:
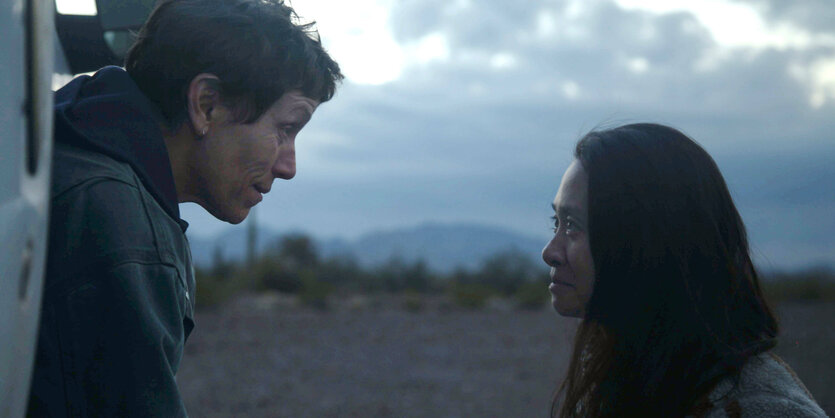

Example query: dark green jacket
[28,67,196,417]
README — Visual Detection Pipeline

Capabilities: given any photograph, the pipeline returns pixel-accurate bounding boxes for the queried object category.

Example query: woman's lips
[550,278,575,289]
[247,186,264,206]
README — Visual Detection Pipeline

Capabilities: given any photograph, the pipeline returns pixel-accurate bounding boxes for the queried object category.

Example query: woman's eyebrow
[552,202,583,218]
[285,107,312,124]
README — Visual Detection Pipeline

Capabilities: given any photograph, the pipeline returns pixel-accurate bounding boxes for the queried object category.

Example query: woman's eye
[551,216,579,234]
[279,124,297,136]
[565,219,578,235]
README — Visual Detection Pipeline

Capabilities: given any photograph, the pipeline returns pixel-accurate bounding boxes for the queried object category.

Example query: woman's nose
[542,236,564,268]
[273,144,296,180]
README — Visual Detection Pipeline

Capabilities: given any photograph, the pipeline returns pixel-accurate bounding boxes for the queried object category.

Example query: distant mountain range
[186,222,546,273]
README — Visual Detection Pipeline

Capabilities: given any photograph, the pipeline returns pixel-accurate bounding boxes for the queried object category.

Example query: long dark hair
[552,123,778,417]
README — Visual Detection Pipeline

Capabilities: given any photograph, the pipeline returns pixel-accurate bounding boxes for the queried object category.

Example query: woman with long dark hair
[542,123,826,417]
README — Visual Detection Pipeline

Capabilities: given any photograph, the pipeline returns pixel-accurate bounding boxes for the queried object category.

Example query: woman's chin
[552,297,583,318]
[211,204,250,225]
[227,208,250,224]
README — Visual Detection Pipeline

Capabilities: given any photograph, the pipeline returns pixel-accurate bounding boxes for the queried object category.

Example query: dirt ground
[177,295,833,417]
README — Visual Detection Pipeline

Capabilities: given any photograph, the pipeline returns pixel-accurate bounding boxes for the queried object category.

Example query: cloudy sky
[62,0,835,270]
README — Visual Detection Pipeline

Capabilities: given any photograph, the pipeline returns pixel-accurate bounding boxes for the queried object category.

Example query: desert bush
[317,255,373,292]
[253,257,302,293]
[472,249,543,296]
[298,271,333,310]
[372,257,437,293]
[276,234,319,268]
[515,281,548,310]
[209,245,236,278]
[251,234,321,294]
[403,260,434,293]
[194,266,248,308]
[760,267,835,302]
[449,283,495,309]
[402,290,424,312]
[762,276,835,302]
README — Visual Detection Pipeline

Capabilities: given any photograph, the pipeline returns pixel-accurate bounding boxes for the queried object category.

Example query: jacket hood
[54,66,187,231]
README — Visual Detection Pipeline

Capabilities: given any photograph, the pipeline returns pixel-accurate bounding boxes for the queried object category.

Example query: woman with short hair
[542,123,826,417]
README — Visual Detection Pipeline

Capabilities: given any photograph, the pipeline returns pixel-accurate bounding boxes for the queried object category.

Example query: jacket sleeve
[701,365,829,418]
[730,393,829,418]
[28,178,191,417]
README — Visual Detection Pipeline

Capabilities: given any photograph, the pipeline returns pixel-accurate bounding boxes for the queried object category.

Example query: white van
[0,1,151,414]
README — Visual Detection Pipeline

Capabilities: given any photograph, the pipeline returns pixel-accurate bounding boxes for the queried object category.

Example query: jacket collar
[54,66,188,232]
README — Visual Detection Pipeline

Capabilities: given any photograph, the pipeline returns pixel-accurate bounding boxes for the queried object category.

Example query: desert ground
[178,295,833,417]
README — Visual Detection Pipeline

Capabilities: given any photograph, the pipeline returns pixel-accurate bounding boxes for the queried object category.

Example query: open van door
[0,0,151,415]
[0,0,55,414]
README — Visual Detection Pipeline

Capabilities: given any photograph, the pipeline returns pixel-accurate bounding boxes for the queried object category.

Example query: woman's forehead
[554,160,588,213]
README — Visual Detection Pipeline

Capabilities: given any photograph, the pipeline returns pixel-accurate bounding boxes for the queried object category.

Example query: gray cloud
[741,0,835,34]
[183,0,835,270]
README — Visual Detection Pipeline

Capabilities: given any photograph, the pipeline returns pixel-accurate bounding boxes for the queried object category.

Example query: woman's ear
[186,73,222,137]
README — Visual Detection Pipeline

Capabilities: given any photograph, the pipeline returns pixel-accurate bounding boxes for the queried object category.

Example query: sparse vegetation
[762,267,835,303]
[515,281,550,310]
[402,290,424,312]
[194,233,835,311]
[298,271,332,310]
[448,282,495,309]
[184,233,834,417]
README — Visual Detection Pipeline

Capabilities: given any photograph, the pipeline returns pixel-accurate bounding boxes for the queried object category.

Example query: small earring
[201,127,208,136]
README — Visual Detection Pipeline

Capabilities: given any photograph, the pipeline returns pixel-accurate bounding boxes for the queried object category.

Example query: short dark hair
[125,0,343,129]
[554,123,778,417]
